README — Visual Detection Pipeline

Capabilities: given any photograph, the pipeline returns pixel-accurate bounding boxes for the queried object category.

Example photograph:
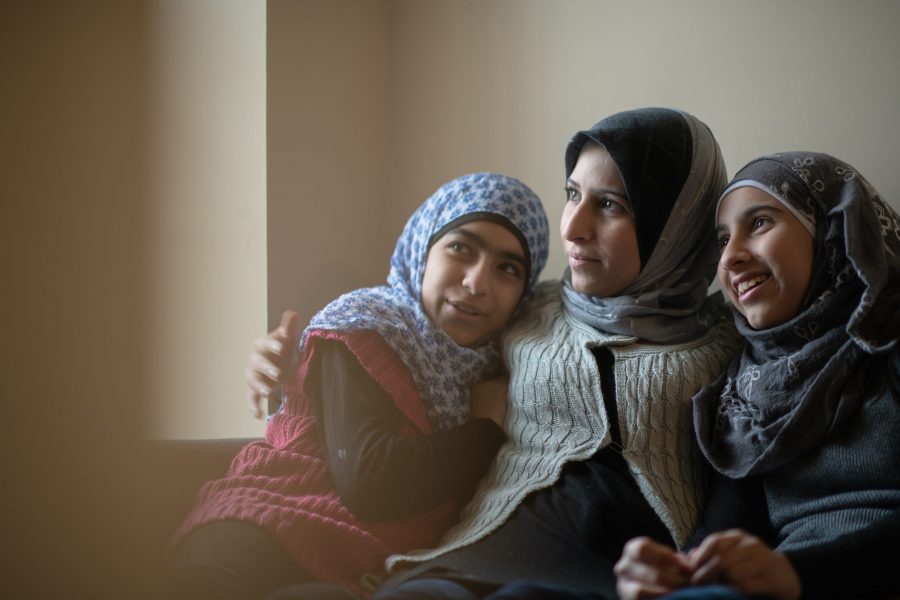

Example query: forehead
[569,143,625,188]
[717,186,782,222]
[440,220,525,257]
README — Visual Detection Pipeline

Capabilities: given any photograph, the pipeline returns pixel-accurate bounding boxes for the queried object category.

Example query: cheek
[559,205,574,237]
[611,226,641,277]
[419,257,441,318]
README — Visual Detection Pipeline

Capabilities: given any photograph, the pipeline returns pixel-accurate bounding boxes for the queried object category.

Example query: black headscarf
[560,107,728,344]
[565,107,693,265]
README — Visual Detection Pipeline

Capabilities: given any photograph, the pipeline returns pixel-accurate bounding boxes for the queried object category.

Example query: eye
[716,234,730,253]
[446,240,469,253]
[498,262,523,279]
[599,197,628,215]
[752,216,771,230]
[564,187,579,202]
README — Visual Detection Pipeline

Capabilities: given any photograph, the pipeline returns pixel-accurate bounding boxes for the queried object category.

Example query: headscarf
[302,172,550,432]
[561,107,729,344]
[694,152,900,477]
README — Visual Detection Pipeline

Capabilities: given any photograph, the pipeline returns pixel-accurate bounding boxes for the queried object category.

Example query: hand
[469,374,510,428]
[688,529,801,600]
[245,310,302,419]
[615,537,692,600]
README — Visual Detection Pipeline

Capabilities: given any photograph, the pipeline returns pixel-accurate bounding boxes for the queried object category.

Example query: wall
[267,0,390,329]
[143,0,267,439]
[268,1,900,312]
[1,1,266,596]
[383,0,900,279]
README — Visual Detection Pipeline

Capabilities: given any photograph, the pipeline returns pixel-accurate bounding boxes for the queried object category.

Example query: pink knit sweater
[172,330,459,597]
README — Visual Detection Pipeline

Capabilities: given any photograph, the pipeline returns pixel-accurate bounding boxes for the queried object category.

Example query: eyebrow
[566,178,629,201]
[446,227,527,268]
[716,204,785,235]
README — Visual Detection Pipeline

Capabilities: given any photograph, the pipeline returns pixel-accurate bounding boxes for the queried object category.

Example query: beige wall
[269,0,900,313]
[143,0,267,439]
[2,1,265,595]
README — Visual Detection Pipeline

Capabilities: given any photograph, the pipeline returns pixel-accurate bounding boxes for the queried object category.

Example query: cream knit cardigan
[387,282,740,571]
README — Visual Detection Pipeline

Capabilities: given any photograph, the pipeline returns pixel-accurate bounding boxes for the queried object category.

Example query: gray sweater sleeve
[785,507,900,600]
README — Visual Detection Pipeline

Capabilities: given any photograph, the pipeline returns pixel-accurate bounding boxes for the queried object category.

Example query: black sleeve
[784,507,900,600]
[685,472,774,550]
[304,339,506,522]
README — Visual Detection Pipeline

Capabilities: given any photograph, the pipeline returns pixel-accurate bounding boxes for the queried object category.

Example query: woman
[166,172,550,600]
[375,107,742,600]
[615,152,900,600]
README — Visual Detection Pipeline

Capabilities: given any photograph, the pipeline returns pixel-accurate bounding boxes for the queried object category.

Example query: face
[561,142,640,297]
[716,186,815,329]
[421,220,528,347]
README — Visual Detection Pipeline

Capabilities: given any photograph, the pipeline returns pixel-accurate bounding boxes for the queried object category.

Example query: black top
[304,339,506,522]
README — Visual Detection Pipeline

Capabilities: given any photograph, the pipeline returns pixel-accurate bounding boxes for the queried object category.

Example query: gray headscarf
[694,152,900,477]
[561,107,729,344]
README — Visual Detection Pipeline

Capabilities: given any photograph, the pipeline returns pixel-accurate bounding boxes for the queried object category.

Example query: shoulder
[503,279,565,341]
[615,316,743,380]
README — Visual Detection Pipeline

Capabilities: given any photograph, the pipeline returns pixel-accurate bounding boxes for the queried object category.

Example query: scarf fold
[561,107,728,344]
[302,172,549,432]
[695,152,900,477]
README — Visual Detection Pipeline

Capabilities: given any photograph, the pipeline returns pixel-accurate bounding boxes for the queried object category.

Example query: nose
[561,201,593,243]
[719,234,750,272]
[462,259,491,296]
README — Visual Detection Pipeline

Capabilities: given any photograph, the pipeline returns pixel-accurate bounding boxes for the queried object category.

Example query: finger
[254,335,284,357]
[246,376,274,400]
[616,538,691,588]
[620,538,691,573]
[277,310,302,343]
[689,531,745,584]
[246,389,264,420]
[688,530,743,569]
[248,352,282,383]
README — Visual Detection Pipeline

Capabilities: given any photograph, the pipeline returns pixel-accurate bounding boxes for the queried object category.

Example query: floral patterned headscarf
[303,172,549,431]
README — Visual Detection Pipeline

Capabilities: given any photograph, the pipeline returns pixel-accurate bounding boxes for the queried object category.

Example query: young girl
[167,172,549,600]
[615,152,900,600]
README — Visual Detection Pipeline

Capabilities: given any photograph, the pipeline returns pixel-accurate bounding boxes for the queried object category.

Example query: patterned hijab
[303,172,549,431]
[694,152,900,477]
[561,107,729,344]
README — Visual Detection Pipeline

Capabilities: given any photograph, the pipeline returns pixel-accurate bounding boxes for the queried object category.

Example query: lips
[447,299,484,316]
[567,252,600,267]
[733,274,769,297]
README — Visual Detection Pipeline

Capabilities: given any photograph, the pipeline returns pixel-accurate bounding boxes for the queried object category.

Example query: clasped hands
[614,529,801,600]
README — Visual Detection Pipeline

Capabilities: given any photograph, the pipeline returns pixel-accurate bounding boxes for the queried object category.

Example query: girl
[167,172,550,600]
[615,152,900,600]
[375,108,742,600]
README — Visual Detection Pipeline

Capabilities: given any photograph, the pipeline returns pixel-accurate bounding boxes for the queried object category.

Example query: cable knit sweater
[388,282,741,571]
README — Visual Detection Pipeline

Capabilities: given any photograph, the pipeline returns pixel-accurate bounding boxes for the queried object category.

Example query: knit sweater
[172,330,459,597]
[387,282,741,571]
[768,352,900,553]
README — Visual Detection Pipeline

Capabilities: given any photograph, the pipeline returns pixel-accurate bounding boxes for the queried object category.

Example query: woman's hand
[688,529,801,600]
[245,310,302,419]
[614,537,692,600]
[469,374,510,427]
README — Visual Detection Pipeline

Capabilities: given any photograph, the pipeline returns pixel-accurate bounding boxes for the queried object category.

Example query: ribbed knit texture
[387,283,741,571]
[764,363,900,552]
[172,331,458,598]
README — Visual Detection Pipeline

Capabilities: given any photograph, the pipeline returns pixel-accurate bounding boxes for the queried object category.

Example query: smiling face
[561,142,640,297]
[421,220,528,347]
[716,186,815,329]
